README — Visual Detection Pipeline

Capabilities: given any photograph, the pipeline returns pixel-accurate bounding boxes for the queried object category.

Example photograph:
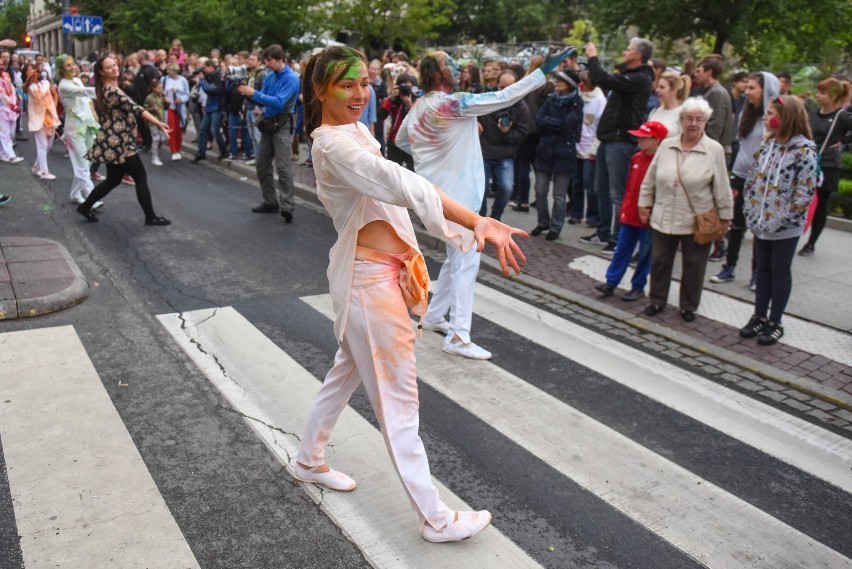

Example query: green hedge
[843,153,852,179]
[830,178,852,217]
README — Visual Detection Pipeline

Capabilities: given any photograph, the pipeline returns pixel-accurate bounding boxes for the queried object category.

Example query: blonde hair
[659,71,691,104]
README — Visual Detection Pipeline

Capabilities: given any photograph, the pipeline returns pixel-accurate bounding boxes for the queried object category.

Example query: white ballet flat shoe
[420,510,492,543]
[293,463,357,492]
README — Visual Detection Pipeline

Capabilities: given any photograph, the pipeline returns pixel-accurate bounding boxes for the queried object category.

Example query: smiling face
[318,61,370,127]
[680,111,707,141]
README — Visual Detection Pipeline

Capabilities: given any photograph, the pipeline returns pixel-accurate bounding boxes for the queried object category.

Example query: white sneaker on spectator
[421,318,449,334]
[152,157,163,166]
[443,338,492,360]
[245,158,256,166]
[171,153,182,161]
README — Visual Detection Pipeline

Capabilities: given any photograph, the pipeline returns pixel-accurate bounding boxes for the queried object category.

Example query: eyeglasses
[681,115,707,124]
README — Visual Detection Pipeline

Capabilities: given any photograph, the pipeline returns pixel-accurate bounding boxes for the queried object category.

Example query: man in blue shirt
[238,44,300,221]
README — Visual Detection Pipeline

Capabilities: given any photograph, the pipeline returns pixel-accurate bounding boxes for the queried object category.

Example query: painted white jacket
[58,78,97,130]
[310,122,475,341]
[396,69,546,212]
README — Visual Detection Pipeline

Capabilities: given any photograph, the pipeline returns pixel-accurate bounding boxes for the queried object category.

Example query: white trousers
[63,130,94,202]
[0,115,16,160]
[33,128,54,174]
[151,128,166,161]
[296,258,452,530]
[423,245,480,344]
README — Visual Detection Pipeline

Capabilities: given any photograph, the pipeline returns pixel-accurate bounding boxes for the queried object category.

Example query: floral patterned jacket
[85,86,143,165]
[743,135,818,241]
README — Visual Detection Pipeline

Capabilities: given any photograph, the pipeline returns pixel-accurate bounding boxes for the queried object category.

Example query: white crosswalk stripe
[302,292,851,569]
[0,326,200,569]
[568,254,852,367]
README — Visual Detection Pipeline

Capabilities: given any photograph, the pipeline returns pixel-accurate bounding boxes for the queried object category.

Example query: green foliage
[588,0,852,68]
[328,0,455,58]
[842,153,852,179]
[443,0,574,44]
[0,0,30,46]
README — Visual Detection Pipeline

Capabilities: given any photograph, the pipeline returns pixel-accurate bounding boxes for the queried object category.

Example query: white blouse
[311,121,476,341]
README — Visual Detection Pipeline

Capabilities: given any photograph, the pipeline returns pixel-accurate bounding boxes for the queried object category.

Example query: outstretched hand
[473,217,528,276]
[540,46,577,75]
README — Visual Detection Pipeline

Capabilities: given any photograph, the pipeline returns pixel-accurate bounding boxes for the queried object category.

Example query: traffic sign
[61,15,103,35]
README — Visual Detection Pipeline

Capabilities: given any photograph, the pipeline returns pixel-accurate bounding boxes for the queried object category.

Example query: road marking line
[158,308,542,569]
[0,326,200,569]
[568,254,852,366]
[302,293,851,569]
[472,283,852,494]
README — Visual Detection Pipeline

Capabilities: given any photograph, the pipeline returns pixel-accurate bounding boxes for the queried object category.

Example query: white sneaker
[421,510,492,543]
[443,339,492,360]
[39,172,56,180]
[152,157,163,166]
[171,153,182,161]
[421,318,449,334]
[293,463,357,492]
[245,158,256,166]
[91,200,104,210]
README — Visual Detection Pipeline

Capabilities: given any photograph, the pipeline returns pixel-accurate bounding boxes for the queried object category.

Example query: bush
[843,153,852,179]
[829,179,852,217]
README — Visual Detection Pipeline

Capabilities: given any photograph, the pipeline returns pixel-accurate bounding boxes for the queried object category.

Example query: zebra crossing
[1,282,850,568]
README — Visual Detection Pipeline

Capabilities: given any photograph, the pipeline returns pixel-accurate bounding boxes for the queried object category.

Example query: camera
[226,64,248,84]
[496,110,512,128]
[398,84,411,97]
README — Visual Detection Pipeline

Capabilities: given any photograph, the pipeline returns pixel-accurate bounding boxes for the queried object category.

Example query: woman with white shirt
[648,71,691,139]
[56,55,102,206]
[293,46,526,543]
[162,63,189,161]
[25,63,59,179]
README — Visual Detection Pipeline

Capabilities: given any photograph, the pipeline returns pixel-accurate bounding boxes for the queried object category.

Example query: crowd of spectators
[1,36,850,345]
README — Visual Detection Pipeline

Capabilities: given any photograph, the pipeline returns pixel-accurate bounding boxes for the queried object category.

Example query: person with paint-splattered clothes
[293,46,528,543]
[395,46,576,360]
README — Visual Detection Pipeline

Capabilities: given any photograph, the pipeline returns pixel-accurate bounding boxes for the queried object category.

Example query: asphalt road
[0,136,850,569]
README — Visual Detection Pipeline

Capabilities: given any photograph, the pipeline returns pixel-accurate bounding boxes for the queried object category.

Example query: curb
[0,238,89,320]
[177,142,852,412]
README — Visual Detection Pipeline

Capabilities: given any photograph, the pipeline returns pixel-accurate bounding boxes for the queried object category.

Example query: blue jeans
[480,158,514,221]
[534,170,572,234]
[198,110,227,158]
[581,158,598,221]
[594,141,634,242]
[228,113,253,158]
[605,224,651,290]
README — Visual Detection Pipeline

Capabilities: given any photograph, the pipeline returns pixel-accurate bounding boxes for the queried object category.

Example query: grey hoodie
[732,72,780,179]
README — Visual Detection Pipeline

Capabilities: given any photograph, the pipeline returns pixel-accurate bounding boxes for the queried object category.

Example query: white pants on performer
[151,128,166,163]
[423,245,480,344]
[296,258,452,530]
[33,129,54,175]
[64,130,94,202]
[0,115,16,160]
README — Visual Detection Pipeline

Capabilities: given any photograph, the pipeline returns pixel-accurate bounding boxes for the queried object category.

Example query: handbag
[676,150,726,245]
[257,114,285,135]
[354,246,429,327]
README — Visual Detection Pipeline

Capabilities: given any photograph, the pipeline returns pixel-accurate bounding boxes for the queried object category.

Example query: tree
[327,0,456,58]
[442,0,575,44]
[589,0,851,67]
[0,0,30,45]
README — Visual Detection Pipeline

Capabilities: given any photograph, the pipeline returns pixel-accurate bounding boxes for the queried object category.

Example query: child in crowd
[144,79,167,166]
[594,120,668,301]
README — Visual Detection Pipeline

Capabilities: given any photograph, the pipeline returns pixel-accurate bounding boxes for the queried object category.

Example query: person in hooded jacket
[711,72,781,288]
[529,70,583,240]
[739,95,817,345]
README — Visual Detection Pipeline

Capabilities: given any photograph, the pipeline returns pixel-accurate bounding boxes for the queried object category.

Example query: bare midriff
[357,220,409,254]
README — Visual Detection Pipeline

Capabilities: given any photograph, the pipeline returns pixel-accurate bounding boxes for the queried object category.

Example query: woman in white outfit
[56,55,102,207]
[0,62,24,164]
[294,46,527,543]
[25,63,59,180]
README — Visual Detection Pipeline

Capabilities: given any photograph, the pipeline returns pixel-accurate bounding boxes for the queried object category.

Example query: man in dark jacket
[478,70,529,220]
[581,39,655,254]
[192,59,228,163]
[133,50,158,152]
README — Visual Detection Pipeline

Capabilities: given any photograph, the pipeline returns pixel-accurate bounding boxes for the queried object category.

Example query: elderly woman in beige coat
[638,97,733,321]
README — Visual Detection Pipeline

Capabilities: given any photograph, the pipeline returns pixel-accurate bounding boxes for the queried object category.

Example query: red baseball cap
[628,121,668,140]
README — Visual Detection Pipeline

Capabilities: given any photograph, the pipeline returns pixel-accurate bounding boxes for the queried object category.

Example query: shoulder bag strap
[818,110,840,156]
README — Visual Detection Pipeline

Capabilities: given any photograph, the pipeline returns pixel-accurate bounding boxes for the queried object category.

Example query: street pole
[62,0,72,56]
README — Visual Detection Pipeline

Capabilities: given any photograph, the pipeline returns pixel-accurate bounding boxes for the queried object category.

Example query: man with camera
[191,59,229,163]
[237,44,300,220]
[224,64,253,161]
[379,74,418,169]
[478,70,529,221]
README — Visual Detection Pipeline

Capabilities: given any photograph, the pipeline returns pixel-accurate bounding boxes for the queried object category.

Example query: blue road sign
[61,15,103,35]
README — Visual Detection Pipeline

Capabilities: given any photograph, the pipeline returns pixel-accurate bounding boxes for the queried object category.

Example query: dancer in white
[0,49,24,164]
[397,47,574,360]
[56,55,102,207]
[294,46,527,543]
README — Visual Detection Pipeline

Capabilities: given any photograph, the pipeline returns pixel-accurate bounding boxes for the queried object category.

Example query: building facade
[27,0,102,58]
